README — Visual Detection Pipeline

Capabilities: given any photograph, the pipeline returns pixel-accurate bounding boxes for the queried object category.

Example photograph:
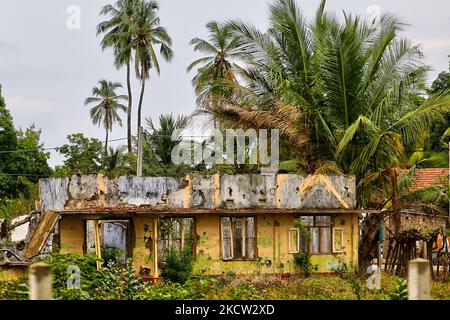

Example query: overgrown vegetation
[389,278,408,300]
[160,245,194,284]
[292,219,317,276]
[2,254,450,300]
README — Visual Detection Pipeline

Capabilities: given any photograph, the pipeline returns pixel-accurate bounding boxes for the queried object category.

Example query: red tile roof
[412,168,449,190]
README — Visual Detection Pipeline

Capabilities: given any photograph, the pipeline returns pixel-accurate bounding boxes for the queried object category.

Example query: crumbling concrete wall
[384,211,448,235]
[40,173,356,212]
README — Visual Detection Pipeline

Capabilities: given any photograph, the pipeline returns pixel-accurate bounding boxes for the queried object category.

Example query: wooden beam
[153,218,158,278]
[94,220,102,270]
[24,212,59,259]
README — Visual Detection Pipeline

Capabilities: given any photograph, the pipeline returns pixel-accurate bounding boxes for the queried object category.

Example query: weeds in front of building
[1,251,448,300]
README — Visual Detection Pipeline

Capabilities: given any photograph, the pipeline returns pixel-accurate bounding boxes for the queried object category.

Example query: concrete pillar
[29,262,52,300]
[153,218,158,278]
[408,258,431,300]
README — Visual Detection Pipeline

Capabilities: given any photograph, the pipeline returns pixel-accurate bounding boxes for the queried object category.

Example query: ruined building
[3,173,361,279]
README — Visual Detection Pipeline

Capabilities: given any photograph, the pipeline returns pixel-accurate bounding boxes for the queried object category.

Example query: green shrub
[389,278,408,300]
[42,253,143,300]
[0,281,28,300]
[93,259,143,300]
[42,253,102,298]
[101,245,125,267]
[229,283,262,300]
[161,245,193,284]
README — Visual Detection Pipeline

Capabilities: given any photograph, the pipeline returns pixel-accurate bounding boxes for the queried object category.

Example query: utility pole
[137,126,144,177]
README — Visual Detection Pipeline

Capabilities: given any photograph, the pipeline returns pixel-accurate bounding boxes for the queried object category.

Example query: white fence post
[408,258,431,300]
[29,262,53,300]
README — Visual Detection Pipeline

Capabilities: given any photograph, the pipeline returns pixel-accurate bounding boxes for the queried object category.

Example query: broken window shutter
[288,228,300,254]
[246,217,255,259]
[332,228,344,253]
[310,227,320,254]
[221,218,233,260]
[241,219,246,258]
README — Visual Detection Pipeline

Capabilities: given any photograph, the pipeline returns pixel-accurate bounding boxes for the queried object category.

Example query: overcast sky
[0,0,449,167]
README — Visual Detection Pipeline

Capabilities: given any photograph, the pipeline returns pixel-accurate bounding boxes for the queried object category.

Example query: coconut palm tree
[188,0,450,271]
[133,0,173,134]
[142,114,193,176]
[187,21,247,106]
[191,0,450,173]
[97,0,139,154]
[84,80,128,155]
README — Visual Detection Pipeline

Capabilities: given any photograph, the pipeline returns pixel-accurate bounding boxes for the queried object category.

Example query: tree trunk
[137,78,146,138]
[390,170,401,240]
[126,61,133,154]
[358,212,384,275]
[105,129,109,159]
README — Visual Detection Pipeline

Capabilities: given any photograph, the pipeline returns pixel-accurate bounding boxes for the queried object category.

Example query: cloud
[418,38,450,50]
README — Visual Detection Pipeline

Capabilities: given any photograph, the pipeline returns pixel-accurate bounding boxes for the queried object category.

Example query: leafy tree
[13,125,52,182]
[56,133,103,174]
[0,87,51,200]
[0,85,17,165]
[97,0,140,153]
[0,85,19,199]
[426,56,450,150]
[429,55,450,94]
[133,0,174,133]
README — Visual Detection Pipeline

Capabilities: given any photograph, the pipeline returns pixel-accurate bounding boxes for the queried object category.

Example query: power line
[0,137,130,154]
[0,135,223,155]
[0,173,52,177]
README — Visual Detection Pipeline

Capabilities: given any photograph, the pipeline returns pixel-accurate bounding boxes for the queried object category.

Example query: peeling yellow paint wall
[132,216,157,276]
[59,216,84,255]
[58,213,358,275]
[192,213,358,275]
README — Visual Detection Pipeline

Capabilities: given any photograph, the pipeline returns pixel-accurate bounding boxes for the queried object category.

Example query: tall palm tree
[97,0,139,154]
[85,80,128,155]
[133,0,173,134]
[190,0,450,173]
[194,0,450,272]
[187,21,247,106]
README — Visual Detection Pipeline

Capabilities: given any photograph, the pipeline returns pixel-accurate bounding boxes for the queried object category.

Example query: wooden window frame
[300,215,333,255]
[82,218,133,260]
[157,217,196,260]
[219,216,257,261]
